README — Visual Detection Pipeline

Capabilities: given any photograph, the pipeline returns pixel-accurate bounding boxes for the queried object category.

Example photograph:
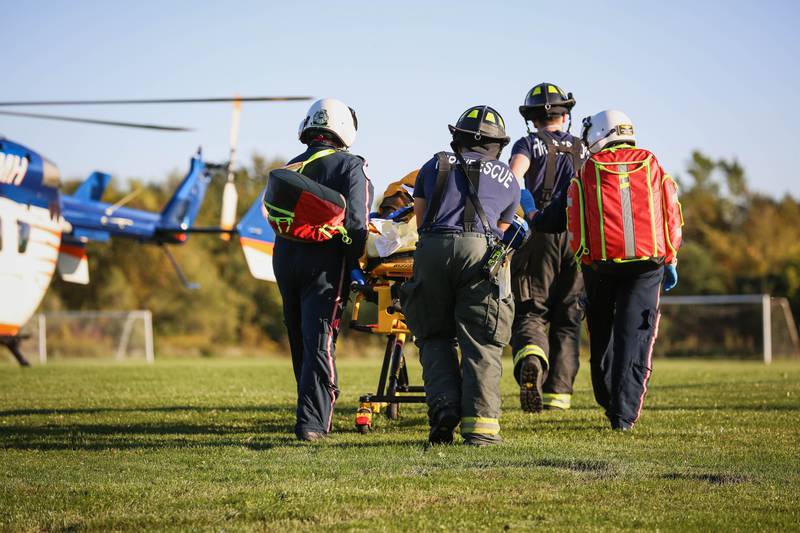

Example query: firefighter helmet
[519,83,576,122]
[448,105,510,145]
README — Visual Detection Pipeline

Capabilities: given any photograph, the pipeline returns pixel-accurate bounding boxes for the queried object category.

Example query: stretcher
[349,250,426,434]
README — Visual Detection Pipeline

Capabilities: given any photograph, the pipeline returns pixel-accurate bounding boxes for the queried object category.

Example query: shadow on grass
[403,456,618,478]
[661,472,752,485]
[0,405,294,417]
[646,403,800,412]
[0,418,429,452]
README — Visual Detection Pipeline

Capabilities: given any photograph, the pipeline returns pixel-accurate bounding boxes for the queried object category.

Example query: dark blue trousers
[273,239,349,436]
[582,266,663,429]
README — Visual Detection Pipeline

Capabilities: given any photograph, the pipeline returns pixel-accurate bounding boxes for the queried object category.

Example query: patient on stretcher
[365,170,419,262]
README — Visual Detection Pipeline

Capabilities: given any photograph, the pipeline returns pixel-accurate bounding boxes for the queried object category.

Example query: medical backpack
[566,145,683,269]
[263,149,352,244]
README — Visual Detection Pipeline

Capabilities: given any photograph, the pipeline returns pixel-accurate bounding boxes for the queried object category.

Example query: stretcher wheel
[355,405,373,434]
[386,402,400,420]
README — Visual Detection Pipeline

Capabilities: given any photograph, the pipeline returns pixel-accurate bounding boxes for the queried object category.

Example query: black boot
[428,409,460,445]
[519,355,544,413]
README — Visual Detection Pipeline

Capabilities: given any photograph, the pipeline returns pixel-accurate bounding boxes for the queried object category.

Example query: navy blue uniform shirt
[286,141,374,266]
[511,130,588,203]
[413,151,520,238]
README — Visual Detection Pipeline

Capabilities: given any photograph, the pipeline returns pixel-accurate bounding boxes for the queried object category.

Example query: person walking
[271,98,373,441]
[509,82,588,413]
[403,105,520,446]
[521,110,683,430]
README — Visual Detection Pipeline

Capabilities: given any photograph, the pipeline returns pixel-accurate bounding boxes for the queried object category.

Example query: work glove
[350,268,367,287]
[520,189,537,218]
[663,264,678,292]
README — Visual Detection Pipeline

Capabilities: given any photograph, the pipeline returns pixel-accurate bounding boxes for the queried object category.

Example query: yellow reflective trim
[513,345,548,368]
[461,417,500,435]
[467,109,480,119]
[297,148,336,173]
[548,85,560,94]
[531,86,542,96]
[542,393,572,409]
[485,112,496,123]
[498,115,505,128]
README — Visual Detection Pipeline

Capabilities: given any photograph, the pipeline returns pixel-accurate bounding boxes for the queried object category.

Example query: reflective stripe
[618,165,636,258]
[542,393,572,409]
[297,148,336,173]
[513,344,548,368]
[461,417,500,435]
[594,163,607,260]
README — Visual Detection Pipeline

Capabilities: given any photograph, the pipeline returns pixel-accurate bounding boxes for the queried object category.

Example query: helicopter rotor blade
[0,96,313,106]
[0,110,191,131]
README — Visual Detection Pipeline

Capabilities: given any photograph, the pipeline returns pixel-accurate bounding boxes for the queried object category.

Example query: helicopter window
[17,221,30,254]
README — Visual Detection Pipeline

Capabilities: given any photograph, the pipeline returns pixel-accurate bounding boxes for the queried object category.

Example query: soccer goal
[658,294,800,363]
[21,310,154,364]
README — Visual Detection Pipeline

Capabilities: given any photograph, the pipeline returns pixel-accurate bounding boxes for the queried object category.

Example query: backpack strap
[534,132,586,205]
[421,152,452,230]
[284,148,337,174]
[462,160,480,233]
[567,134,585,180]
[450,145,496,243]
[533,131,559,207]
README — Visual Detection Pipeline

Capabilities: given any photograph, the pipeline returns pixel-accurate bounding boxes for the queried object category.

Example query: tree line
[41,150,800,355]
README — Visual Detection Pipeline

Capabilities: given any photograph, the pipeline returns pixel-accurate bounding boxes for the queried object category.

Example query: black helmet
[448,105,510,145]
[519,83,576,122]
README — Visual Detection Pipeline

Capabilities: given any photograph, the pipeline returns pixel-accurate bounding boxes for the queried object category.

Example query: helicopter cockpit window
[17,221,30,254]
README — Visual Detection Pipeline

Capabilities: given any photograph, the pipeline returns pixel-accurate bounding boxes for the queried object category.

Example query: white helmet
[581,110,636,154]
[298,98,358,148]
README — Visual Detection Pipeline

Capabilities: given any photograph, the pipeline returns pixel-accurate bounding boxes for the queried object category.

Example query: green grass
[1,356,799,532]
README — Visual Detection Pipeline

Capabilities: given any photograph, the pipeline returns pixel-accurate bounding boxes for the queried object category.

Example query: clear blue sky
[2,0,798,198]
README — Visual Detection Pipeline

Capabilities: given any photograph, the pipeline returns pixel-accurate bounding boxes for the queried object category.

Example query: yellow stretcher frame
[350,254,426,433]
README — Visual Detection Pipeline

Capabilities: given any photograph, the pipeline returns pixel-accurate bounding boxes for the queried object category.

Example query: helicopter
[0,96,301,365]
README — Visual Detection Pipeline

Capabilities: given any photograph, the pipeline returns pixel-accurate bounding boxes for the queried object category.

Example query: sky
[2,0,799,199]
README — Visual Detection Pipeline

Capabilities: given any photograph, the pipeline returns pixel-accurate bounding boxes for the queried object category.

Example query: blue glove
[520,189,537,218]
[663,264,678,292]
[350,268,367,287]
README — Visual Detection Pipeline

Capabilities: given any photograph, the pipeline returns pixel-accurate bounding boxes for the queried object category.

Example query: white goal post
[660,294,800,364]
[30,310,154,364]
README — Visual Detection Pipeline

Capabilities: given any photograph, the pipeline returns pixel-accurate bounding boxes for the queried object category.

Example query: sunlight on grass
[1,357,798,531]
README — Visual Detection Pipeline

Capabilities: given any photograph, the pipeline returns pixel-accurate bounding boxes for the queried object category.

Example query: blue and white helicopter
[0,96,297,365]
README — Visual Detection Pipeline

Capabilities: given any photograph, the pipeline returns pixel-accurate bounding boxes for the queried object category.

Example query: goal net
[19,310,154,364]
[657,295,800,363]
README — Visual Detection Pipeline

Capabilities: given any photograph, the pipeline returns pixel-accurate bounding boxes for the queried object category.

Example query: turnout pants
[273,239,349,437]
[402,233,514,444]
[511,231,583,409]
[582,266,663,429]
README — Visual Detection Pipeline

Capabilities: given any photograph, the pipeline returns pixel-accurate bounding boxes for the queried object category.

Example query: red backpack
[263,149,352,244]
[566,145,683,269]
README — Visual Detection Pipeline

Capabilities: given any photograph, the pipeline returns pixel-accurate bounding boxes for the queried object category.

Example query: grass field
[1,356,799,532]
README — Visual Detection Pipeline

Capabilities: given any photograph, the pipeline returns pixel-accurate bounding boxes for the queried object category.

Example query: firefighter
[523,110,683,430]
[272,98,374,442]
[509,83,587,413]
[402,105,520,446]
